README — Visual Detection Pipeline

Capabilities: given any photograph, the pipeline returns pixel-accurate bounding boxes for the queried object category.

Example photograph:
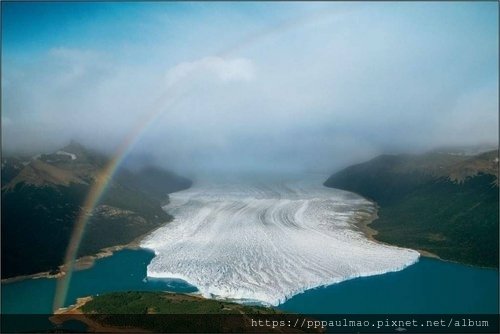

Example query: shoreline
[0,243,137,284]
[340,187,499,270]
[1,224,163,285]
[51,296,149,333]
[354,203,441,260]
[356,209,498,270]
[353,200,498,270]
[53,291,210,315]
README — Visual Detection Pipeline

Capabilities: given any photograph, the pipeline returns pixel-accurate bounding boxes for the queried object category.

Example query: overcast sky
[2,2,498,175]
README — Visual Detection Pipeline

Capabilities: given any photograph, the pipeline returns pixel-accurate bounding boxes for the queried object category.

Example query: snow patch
[56,150,77,160]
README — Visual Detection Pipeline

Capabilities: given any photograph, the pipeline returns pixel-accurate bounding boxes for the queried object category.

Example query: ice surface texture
[141,176,420,306]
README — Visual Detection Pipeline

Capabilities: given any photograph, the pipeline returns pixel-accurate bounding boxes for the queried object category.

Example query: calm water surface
[1,249,498,314]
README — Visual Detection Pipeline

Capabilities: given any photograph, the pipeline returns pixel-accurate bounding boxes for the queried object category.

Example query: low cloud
[165,56,255,88]
[2,3,498,175]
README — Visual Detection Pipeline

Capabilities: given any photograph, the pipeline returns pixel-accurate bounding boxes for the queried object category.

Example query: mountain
[1,142,192,278]
[1,156,30,186]
[324,149,499,267]
[115,166,191,204]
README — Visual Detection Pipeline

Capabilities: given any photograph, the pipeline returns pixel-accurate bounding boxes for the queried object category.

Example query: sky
[2,1,498,175]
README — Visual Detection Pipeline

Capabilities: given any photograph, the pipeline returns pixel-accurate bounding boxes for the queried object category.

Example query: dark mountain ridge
[324,149,499,267]
[1,142,192,278]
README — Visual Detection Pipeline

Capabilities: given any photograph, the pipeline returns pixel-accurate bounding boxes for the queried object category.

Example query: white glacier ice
[141,175,420,306]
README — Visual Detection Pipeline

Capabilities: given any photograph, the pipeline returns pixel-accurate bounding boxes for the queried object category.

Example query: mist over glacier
[3,3,498,175]
[141,175,420,305]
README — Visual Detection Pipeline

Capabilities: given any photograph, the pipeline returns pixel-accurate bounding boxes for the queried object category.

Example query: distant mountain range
[1,141,192,278]
[325,148,499,267]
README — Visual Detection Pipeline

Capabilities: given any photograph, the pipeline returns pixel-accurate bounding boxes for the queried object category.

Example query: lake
[1,248,498,314]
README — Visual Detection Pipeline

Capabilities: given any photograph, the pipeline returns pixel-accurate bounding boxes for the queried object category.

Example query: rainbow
[52,8,339,311]
[51,90,187,310]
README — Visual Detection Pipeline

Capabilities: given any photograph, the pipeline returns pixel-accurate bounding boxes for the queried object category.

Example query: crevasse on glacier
[141,176,420,306]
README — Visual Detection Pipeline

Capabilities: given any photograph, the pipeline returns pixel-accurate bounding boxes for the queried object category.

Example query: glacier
[141,175,420,306]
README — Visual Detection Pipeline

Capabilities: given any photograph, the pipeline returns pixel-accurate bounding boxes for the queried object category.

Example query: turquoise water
[1,249,197,314]
[1,249,498,314]
[279,257,499,314]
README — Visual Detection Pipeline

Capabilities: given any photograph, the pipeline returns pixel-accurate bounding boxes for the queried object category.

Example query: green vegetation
[81,291,279,314]
[1,157,25,186]
[116,166,192,204]
[325,151,499,267]
[1,181,170,278]
[76,292,295,333]
[371,174,498,267]
[1,143,192,278]
[2,183,88,277]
